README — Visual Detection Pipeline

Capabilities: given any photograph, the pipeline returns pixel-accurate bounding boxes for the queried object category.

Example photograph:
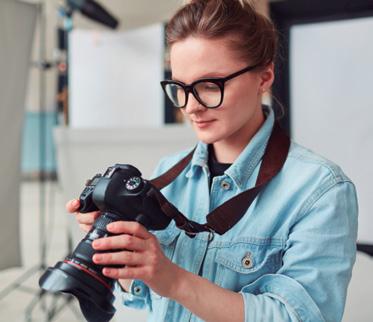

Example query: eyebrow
[171,72,229,84]
[171,72,227,83]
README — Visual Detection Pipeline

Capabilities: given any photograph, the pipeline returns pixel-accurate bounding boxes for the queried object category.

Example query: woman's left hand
[92,221,182,298]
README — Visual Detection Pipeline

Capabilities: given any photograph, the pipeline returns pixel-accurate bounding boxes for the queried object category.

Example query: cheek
[228,75,261,104]
[221,82,260,117]
[218,92,258,129]
[220,91,251,118]
[220,108,243,130]
[233,86,258,106]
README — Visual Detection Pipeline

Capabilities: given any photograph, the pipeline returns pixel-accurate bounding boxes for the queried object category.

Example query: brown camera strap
[149,122,290,236]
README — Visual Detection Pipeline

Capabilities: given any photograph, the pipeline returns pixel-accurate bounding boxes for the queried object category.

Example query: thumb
[66,199,80,213]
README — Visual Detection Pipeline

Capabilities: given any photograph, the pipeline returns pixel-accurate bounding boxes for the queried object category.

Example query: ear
[258,63,275,93]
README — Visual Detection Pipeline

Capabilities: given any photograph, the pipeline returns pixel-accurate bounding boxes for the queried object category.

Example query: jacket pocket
[214,237,284,290]
[152,222,180,251]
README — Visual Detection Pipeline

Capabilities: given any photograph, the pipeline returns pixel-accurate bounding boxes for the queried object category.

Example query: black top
[208,144,232,186]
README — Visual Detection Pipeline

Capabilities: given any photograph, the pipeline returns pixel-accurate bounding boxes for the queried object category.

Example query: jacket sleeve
[240,179,358,322]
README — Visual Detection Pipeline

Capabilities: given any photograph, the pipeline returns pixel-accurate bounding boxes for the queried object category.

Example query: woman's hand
[65,200,134,291]
[90,220,243,322]
[91,221,184,298]
[65,199,101,232]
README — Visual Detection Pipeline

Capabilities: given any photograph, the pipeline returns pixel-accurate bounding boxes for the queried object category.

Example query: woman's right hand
[65,199,101,233]
[66,199,133,292]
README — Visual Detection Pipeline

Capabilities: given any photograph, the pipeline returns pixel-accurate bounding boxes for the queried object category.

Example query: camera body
[39,164,171,322]
[79,164,171,228]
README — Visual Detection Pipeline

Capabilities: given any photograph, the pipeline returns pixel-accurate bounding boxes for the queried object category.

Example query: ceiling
[20,0,286,31]
[72,0,183,30]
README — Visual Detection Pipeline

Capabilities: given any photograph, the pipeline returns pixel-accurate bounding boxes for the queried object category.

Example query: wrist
[168,265,192,303]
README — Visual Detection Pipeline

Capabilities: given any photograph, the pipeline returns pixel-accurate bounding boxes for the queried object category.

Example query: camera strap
[149,122,290,237]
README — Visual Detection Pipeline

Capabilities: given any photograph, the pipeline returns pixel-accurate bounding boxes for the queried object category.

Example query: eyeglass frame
[160,63,260,109]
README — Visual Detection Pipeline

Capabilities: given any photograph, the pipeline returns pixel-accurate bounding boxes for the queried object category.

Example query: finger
[79,224,92,233]
[66,199,80,213]
[106,221,151,239]
[102,266,146,280]
[76,211,101,225]
[92,234,146,251]
[93,250,142,266]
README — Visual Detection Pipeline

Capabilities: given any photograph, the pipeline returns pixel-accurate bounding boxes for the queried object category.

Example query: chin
[195,131,221,145]
[192,122,225,144]
[199,138,215,145]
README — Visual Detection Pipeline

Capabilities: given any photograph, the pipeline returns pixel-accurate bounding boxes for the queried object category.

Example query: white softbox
[0,0,37,270]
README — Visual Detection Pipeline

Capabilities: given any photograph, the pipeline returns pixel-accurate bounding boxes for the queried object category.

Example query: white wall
[69,24,165,128]
[23,0,182,113]
[290,17,373,244]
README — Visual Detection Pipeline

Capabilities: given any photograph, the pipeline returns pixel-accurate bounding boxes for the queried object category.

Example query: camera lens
[39,213,120,322]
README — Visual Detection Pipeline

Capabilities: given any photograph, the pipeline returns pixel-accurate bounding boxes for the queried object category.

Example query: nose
[184,93,206,114]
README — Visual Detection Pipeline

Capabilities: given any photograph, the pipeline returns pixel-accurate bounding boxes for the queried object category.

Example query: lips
[193,119,216,128]
[193,119,215,124]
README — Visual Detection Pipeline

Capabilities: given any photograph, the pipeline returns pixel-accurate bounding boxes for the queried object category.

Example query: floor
[0,181,372,322]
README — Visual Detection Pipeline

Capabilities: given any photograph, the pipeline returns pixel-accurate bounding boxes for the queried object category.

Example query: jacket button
[221,181,231,190]
[134,286,142,295]
[242,253,253,269]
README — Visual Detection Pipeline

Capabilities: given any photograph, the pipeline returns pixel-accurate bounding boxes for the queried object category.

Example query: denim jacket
[117,106,358,322]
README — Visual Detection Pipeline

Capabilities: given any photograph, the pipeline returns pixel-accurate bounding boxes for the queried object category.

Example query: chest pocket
[214,238,284,291]
[151,222,180,256]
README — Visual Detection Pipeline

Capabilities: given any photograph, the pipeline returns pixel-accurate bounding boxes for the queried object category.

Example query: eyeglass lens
[164,81,222,108]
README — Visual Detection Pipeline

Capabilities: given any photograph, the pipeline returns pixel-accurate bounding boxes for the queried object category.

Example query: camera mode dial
[125,176,142,192]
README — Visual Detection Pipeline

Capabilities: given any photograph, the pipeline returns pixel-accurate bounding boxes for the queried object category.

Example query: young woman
[66,1,358,321]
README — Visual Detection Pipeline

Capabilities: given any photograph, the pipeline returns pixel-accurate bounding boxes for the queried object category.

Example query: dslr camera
[39,164,171,322]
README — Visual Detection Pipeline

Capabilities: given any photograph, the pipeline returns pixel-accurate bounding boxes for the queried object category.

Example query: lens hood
[39,261,115,322]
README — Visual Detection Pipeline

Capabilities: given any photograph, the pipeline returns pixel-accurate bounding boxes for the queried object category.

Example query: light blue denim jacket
[117,106,358,322]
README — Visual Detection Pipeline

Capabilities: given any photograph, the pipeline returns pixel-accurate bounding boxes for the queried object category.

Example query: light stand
[0,3,80,321]
[0,1,119,321]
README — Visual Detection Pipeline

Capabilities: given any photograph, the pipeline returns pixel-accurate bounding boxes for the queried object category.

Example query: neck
[212,108,265,164]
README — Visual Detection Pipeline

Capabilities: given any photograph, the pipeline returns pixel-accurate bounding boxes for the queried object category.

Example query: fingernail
[72,199,79,207]
[106,223,114,231]
[93,240,101,248]
[93,254,101,262]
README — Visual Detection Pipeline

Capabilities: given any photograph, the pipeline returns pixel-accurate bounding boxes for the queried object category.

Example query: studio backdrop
[271,0,373,249]
[290,17,373,245]
[0,0,37,270]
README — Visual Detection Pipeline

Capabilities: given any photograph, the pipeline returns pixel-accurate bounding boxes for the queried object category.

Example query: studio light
[67,0,119,29]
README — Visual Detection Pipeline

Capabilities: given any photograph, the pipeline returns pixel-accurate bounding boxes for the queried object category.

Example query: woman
[66,1,358,321]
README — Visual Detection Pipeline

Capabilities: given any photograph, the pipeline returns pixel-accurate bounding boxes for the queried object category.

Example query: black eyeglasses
[160,64,259,109]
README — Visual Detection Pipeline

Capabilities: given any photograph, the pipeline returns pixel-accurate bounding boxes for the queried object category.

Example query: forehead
[169,36,246,82]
